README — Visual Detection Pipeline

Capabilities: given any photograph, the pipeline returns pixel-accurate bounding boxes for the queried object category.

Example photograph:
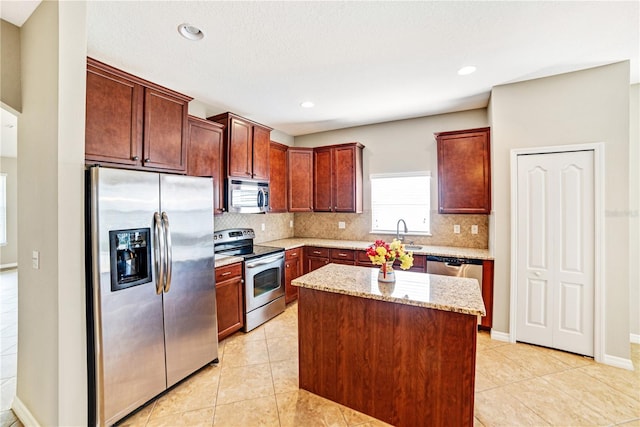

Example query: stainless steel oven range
[214,228,285,331]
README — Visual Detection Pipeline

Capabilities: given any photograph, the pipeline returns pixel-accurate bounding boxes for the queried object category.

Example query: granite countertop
[261,237,493,260]
[292,263,486,316]
[214,254,244,269]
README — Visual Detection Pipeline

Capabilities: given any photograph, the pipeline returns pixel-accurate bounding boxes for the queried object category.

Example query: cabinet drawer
[330,248,355,261]
[305,247,329,258]
[285,248,302,260]
[215,262,242,282]
[357,250,373,263]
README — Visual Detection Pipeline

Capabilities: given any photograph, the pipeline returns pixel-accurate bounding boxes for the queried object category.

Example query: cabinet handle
[286,264,290,268]
[313,251,321,255]
[132,156,139,161]
[144,158,151,163]
[291,252,297,256]
[221,271,231,276]
[338,253,347,257]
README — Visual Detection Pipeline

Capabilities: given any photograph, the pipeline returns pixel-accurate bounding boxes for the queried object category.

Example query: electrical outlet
[32,250,40,269]
[261,223,265,231]
[289,220,294,228]
[471,225,478,234]
[338,221,346,229]
[453,224,460,234]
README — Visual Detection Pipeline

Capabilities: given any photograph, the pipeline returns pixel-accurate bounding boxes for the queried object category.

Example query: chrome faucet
[396,219,408,242]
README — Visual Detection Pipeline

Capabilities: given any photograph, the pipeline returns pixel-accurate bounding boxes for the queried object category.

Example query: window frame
[369,171,431,236]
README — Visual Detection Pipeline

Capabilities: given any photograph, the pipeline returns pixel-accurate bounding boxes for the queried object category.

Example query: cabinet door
[436,128,491,214]
[313,148,333,212]
[187,116,226,214]
[252,126,271,180]
[288,149,314,212]
[215,263,244,341]
[142,87,188,172]
[228,117,253,178]
[333,145,361,212]
[269,142,288,213]
[481,260,494,328]
[85,62,143,166]
[284,249,302,304]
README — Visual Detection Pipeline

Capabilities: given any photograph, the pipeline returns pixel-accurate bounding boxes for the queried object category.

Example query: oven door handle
[245,253,284,268]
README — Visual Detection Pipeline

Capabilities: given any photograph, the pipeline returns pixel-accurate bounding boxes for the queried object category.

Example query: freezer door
[160,174,218,386]
[89,167,167,426]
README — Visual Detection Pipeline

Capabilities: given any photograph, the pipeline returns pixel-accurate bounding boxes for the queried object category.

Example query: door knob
[535,271,542,276]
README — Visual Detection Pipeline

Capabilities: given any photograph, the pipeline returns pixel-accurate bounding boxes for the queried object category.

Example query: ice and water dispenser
[109,228,152,291]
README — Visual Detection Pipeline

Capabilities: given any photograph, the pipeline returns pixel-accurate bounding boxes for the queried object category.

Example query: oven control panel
[214,228,255,243]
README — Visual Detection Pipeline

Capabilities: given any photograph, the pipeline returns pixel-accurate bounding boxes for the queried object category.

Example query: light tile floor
[1,268,639,426]
[0,269,20,427]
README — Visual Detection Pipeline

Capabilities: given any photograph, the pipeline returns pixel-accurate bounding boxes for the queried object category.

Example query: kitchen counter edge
[261,238,493,260]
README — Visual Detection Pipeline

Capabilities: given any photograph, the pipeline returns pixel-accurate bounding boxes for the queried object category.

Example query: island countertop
[292,263,486,316]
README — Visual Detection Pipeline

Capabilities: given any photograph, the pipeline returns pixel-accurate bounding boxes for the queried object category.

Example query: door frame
[509,142,605,363]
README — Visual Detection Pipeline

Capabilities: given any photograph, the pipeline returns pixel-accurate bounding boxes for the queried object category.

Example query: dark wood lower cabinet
[298,287,477,427]
[215,263,244,341]
[284,248,302,303]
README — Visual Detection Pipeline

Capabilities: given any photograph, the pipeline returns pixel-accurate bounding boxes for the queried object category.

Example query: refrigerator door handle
[153,212,166,295]
[162,212,173,293]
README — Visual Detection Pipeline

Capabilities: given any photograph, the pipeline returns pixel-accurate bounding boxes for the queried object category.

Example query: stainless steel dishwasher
[426,255,483,324]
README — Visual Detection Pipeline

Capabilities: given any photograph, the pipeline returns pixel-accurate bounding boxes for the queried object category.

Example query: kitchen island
[292,264,485,427]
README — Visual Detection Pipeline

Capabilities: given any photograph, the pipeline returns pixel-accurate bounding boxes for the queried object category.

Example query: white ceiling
[2,1,639,140]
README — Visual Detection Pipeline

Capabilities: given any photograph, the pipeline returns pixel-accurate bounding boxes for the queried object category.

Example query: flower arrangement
[366,239,414,270]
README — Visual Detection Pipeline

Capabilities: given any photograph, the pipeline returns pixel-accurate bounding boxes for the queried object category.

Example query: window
[0,174,6,245]
[370,172,431,235]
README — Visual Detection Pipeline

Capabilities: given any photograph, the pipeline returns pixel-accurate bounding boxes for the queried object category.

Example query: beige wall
[1,19,21,112]
[17,1,87,425]
[293,109,490,247]
[0,157,17,266]
[630,83,639,339]
[490,62,631,360]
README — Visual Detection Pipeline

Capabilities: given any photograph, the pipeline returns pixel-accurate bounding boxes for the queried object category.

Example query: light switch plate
[32,250,39,269]
[261,223,265,231]
[289,220,294,228]
[338,221,346,229]
[453,224,460,234]
[471,225,478,234]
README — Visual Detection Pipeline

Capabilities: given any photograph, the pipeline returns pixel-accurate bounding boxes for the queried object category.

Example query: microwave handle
[258,188,267,209]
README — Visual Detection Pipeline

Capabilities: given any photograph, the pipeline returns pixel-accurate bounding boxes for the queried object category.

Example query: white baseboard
[490,330,510,342]
[12,395,41,427]
[603,353,634,371]
[0,262,17,270]
[631,333,640,344]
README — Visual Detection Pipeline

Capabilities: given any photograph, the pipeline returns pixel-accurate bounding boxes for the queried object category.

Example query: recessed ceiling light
[457,66,477,76]
[178,23,204,41]
[300,101,315,108]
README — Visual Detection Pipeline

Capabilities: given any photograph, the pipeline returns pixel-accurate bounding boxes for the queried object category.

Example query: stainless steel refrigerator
[86,166,218,426]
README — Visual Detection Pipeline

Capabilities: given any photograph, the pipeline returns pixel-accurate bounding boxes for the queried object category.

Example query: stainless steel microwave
[227,178,270,213]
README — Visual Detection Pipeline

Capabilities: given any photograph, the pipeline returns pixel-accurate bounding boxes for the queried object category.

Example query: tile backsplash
[215,211,488,248]
[293,211,489,249]
[214,212,295,244]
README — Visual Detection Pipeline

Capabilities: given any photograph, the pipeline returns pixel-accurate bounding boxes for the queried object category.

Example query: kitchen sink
[404,245,423,251]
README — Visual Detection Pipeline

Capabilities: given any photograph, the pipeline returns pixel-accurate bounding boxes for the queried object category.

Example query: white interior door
[516,150,594,356]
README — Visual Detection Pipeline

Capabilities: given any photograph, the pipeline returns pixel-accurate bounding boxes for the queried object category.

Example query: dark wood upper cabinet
[269,141,288,213]
[435,127,491,214]
[208,112,272,180]
[313,142,364,213]
[288,148,314,212]
[85,57,191,172]
[252,126,271,180]
[186,116,226,214]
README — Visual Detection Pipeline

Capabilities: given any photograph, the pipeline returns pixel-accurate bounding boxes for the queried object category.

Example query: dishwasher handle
[426,255,483,266]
